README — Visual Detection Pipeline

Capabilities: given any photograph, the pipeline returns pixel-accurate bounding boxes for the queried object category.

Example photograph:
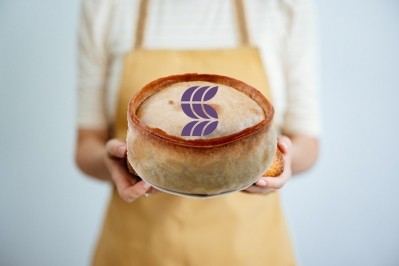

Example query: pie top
[137,81,265,139]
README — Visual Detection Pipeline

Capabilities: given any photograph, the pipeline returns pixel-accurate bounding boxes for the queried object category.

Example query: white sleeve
[76,0,112,129]
[281,0,321,137]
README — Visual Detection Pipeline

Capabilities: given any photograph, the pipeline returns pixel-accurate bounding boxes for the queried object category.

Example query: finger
[277,135,291,155]
[120,180,151,203]
[261,176,286,189]
[276,136,293,178]
[255,178,268,187]
[147,187,161,194]
[242,185,275,195]
[108,158,138,192]
[106,154,151,202]
[106,139,127,158]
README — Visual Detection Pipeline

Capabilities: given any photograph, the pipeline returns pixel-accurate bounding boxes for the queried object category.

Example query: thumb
[277,135,292,155]
[106,139,127,158]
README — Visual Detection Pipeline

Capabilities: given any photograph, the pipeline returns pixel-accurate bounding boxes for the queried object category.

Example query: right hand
[104,139,152,203]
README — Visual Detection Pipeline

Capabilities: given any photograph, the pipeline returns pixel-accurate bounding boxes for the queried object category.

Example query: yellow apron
[93,0,295,265]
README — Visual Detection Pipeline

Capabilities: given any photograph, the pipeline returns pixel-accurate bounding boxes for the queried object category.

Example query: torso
[103,0,290,131]
[92,1,296,265]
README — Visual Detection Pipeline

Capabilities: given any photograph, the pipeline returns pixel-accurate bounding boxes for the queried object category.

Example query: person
[75,0,320,265]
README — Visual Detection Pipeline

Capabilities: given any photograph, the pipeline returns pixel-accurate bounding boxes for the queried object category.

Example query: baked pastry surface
[126,74,283,197]
[137,81,265,139]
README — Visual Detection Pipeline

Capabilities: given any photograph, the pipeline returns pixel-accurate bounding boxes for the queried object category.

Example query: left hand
[242,135,292,195]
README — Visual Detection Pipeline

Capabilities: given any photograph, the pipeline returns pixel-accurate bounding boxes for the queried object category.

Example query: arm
[75,2,151,202]
[288,134,319,175]
[244,0,320,194]
[75,129,110,181]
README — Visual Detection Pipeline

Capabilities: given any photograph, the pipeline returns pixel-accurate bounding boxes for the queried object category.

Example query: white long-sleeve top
[77,0,321,137]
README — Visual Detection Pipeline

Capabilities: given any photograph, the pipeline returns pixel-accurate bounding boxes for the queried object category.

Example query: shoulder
[80,0,111,12]
[78,0,126,41]
[274,0,315,20]
[80,0,114,8]
[278,0,314,8]
[79,0,122,20]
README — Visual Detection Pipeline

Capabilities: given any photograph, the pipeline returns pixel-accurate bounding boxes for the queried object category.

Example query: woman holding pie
[75,0,320,265]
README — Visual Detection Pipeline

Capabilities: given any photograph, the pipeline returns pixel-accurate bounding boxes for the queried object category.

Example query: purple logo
[180,86,219,136]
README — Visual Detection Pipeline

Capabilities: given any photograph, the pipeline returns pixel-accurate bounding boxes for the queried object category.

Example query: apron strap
[233,0,250,46]
[133,0,250,49]
[134,0,149,49]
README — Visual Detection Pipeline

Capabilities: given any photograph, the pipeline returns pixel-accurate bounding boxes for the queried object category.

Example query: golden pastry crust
[126,73,280,196]
[128,73,274,147]
[137,80,265,139]
[128,146,284,178]
[263,149,284,177]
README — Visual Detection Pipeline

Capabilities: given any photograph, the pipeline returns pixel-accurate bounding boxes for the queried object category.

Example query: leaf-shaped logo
[180,86,219,136]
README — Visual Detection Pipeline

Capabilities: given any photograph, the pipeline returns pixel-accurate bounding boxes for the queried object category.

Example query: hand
[104,139,152,203]
[242,136,292,195]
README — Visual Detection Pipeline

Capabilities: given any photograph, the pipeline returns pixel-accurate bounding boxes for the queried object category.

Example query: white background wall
[1,0,398,265]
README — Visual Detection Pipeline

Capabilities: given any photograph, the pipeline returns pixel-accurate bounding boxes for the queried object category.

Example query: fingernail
[280,141,287,150]
[257,179,267,186]
[278,142,287,153]
[283,141,288,148]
